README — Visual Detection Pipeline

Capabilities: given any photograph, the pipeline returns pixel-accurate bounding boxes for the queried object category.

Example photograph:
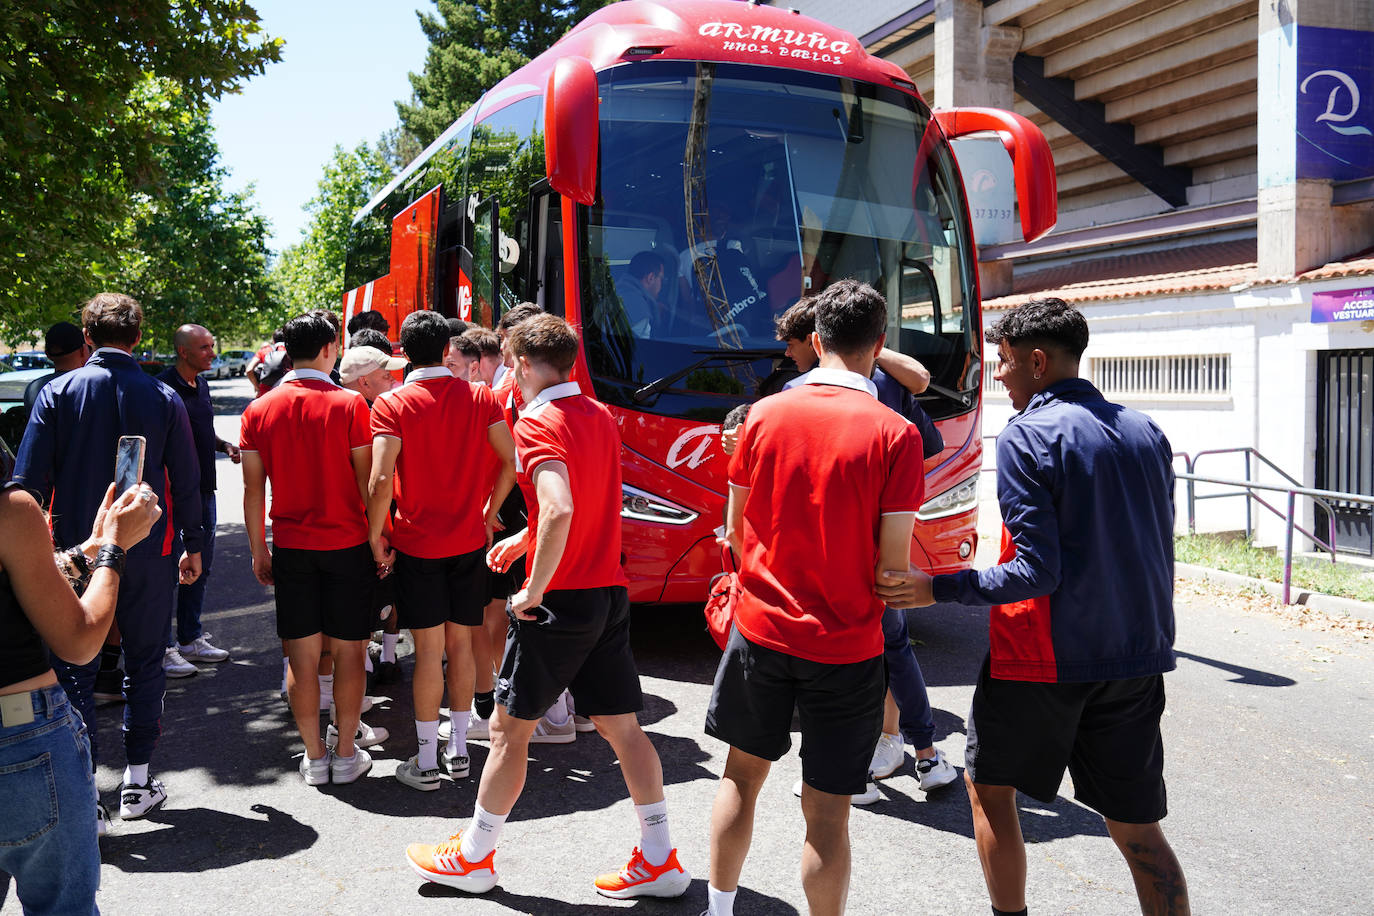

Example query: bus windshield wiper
[631,348,784,405]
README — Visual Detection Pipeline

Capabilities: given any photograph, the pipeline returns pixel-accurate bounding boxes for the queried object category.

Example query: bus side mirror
[545,56,599,205]
[934,108,1057,243]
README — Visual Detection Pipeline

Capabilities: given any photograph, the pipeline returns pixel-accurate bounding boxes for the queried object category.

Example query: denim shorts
[0,684,100,915]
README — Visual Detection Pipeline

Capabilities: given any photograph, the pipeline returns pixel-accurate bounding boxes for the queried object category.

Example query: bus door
[526,185,564,317]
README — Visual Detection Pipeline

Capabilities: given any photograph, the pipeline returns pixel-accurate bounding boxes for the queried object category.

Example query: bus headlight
[917,474,980,521]
[621,485,699,525]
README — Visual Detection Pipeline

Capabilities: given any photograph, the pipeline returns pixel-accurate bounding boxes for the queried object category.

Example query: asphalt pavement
[4,376,1370,915]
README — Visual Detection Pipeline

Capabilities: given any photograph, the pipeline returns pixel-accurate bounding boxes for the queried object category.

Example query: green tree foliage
[271,142,394,318]
[109,105,277,352]
[397,0,613,147]
[0,0,282,342]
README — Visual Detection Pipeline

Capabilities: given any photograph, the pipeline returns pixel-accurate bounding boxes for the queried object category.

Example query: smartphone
[115,435,146,496]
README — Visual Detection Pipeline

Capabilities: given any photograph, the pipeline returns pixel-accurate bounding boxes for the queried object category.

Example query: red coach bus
[341,0,1056,604]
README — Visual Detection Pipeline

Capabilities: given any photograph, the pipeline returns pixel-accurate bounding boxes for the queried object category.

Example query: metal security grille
[1316,349,1374,556]
[983,359,1003,392]
[1091,354,1230,397]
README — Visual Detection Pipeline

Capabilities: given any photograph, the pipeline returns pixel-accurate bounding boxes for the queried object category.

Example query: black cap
[45,322,84,359]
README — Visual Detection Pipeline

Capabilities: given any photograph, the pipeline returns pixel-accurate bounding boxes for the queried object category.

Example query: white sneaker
[300,751,331,786]
[119,778,168,819]
[330,747,372,784]
[395,755,441,791]
[96,802,111,837]
[162,647,197,679]
[792,776,882,806]
[326,720,389,749]
[178,635,229,662]
[916,749,959,791]
[869,733,905,780]
[441,747,470,778]
[529,715,576,744]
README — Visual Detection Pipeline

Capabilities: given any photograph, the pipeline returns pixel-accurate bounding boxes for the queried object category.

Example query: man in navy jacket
[895,298,1188,916]
[14,292,203,828]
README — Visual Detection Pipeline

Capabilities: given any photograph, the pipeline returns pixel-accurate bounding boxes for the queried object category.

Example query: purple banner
[1312,286,1374,323]
[1297,26,1374,182]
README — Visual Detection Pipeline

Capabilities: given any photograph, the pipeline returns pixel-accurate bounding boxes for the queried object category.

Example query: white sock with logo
[318,674,333,710]
[448,709,470,758]
[635,799,672,866]
[416,719,439,770]
[382,632,398,663]
[459,804,507,862]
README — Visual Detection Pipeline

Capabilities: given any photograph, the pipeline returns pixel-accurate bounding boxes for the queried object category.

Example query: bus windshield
[580,60,979,422]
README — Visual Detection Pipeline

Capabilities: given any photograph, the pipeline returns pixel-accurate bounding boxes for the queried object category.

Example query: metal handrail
[1188,447,1339,552]
[1176,472,1371,604]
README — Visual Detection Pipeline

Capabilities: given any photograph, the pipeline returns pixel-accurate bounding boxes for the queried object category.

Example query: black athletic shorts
[394,547,487,629]
[495,585,642,720]
[965,654,1168,824]
[486,555,527,602]
[272,543,376,641]
[706,626,885,797]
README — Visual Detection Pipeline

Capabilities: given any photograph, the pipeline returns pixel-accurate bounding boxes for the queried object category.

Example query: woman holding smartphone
[0,480,160,914]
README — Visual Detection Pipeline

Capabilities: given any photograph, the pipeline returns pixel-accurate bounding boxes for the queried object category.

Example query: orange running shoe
[405,832,499,893]
[594,846,691,899]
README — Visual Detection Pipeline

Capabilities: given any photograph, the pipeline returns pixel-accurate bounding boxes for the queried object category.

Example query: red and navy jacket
[931,378,1176,683]
[12,348,203,560]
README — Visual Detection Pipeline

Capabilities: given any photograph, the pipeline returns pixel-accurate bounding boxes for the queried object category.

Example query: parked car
[200,356,228,380]
[0,363,54,407]
[2,351,53,371]
[220,349,253,376]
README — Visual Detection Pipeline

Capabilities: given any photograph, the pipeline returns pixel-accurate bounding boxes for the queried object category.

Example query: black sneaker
[93,668,125,705]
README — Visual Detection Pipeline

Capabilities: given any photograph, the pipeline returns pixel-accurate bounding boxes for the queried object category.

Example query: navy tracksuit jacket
[13,347,202,766]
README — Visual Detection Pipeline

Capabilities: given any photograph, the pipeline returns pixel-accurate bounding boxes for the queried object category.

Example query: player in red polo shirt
[240,312,379,787]
[702,280,926,916]
[405,314,691,900]
[367,311,516,791]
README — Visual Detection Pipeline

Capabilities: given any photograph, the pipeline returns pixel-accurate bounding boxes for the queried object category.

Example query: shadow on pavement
[865,776,1110,843]
[418,877,798,915]
[101,804,316,873]
[1174,650,1297,686]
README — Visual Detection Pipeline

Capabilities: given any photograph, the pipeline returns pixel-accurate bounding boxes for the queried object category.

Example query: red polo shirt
[514,381,629,592]
[492,367,525,431]
[239,369,372,550]
[728,368,925,664]
[370,367,504,559]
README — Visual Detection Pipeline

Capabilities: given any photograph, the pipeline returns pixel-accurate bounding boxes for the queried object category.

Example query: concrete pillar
[1257,0,1374,276]
[934,0,1022,297]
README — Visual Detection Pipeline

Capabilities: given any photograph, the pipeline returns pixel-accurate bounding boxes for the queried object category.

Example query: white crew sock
[382,632,398,663]
[318,674,334,709]
[281,657,289,692]
[459,804,507,862]
[543,689,571,727]
[448,709,470,758]
[124,763,149,787]
[634,799,672,866]
[363,650,373,674]
[707,885,737,916]
[416,719,440,770]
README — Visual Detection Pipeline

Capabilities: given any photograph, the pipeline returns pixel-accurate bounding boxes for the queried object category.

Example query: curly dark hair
[984,297,1089,360]
[814,280,886,356]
